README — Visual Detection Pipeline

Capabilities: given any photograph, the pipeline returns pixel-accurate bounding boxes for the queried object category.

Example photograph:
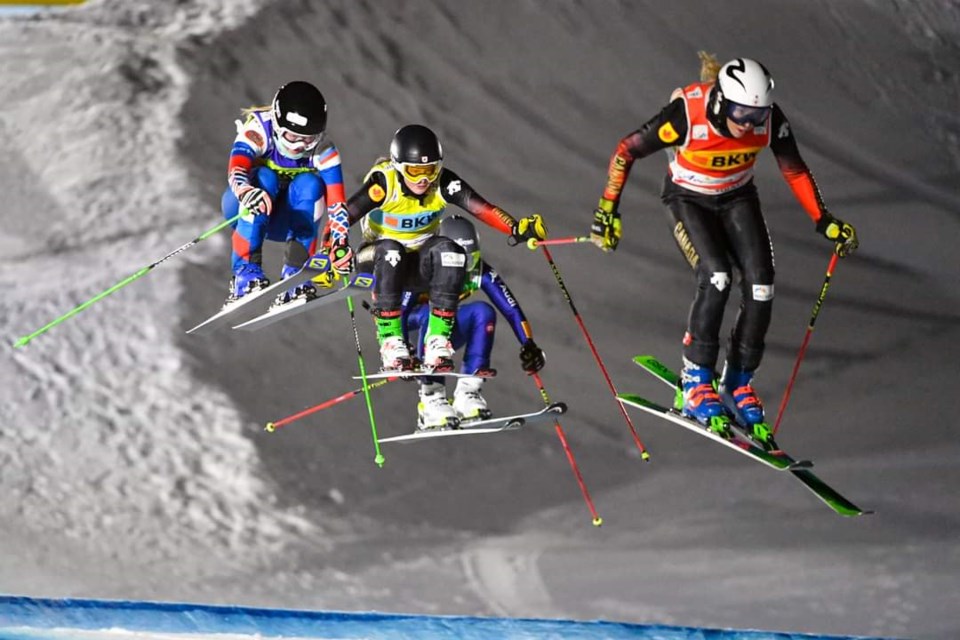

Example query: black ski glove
[519,339,545,374]
[816,212,859,257]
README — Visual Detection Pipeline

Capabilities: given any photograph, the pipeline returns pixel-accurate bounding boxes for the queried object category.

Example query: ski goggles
[725,102,771,127]
[465,248,481,272]
[394,160,442,184]
[277,127,322,152]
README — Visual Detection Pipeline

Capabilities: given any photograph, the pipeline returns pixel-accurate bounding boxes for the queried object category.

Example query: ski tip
[592,516,603,527]
[13,336,30,348]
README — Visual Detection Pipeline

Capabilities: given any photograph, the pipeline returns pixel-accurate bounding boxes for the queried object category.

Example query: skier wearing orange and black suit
[588,54,859,442]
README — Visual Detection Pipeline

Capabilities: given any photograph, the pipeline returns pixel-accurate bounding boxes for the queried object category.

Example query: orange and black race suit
[601,82,830,371]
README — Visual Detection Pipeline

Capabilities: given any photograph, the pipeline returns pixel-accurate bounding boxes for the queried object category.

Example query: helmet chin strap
[707,86,733,138]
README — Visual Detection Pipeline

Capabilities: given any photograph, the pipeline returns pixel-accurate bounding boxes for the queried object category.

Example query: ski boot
[718,363,774,447]
[273,264,317,307]
[422,334,455,373]
[422,305,457,372]
[676,359,731,435]
[379,336,415,373]
[418,382,460,431]
[453,376,493,423]
[225,263,270,306]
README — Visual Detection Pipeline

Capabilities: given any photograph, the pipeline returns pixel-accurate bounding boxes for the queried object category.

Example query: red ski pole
[773,251,841,435]
[539,246,650,460]
[265,376,398,432]
[531,372,603,526]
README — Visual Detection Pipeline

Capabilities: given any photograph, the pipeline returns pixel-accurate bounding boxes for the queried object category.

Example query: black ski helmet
[272,81,327,135]
[390,124,443,165]
[439,215,481,271]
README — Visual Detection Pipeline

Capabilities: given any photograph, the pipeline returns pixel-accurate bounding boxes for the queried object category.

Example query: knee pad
[375,239,407,268]
[701,269,731,293]
[369,239,407,308]
[422,238,466,309]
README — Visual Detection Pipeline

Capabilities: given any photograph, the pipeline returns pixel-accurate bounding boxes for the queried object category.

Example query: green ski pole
[347,294,385,467]
[14,214,241,348]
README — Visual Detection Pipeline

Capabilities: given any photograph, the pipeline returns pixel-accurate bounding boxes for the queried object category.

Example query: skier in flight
[346,124,547,379]
[588,53,859,442]
[221,80,352,306]
[403,215,546,430]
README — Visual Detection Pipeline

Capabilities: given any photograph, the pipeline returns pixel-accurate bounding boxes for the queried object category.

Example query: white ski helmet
[717,58,774,108]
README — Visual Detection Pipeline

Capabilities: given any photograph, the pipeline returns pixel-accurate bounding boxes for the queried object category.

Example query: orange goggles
[396,161,441,183]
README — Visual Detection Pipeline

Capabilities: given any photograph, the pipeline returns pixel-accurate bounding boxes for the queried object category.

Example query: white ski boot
[453,376,492,422]
[379,336,414,372]
[417,382,460,430]
[422,334,455,372]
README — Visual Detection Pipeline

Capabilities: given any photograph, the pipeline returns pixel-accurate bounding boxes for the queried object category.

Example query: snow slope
[2,1,958,638]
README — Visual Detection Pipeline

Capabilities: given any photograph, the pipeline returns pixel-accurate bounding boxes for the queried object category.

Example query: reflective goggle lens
[467,249,481,272]
[398,161,441,183]
[726,103,770,127]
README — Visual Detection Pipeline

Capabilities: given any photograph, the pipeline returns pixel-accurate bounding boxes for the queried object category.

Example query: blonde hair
[241,104,271,118]
[698,51,721,83]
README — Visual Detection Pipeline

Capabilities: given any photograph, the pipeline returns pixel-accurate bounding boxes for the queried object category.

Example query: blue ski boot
[274,263,316,306]
[677,359,730,434]
[226,263,270,305]
[718,363,773,445]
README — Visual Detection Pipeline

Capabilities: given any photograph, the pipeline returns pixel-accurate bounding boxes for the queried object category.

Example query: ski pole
[14,213,242,348]
[539,245,650,460]
[347,295,386,467]
[265,376,399,432]
[773,250,841,435]
[531,372,603,526]
[526,236,592,250]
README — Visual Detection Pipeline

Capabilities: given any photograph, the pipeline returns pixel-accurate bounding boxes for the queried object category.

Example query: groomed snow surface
[2,1,958,639]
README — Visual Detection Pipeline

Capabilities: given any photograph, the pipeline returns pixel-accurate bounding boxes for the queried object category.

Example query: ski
[378,402,566,444]
[354,369,494,381]
[630,355,870,517]
[186,255,332,335]
[634,355,792,453]
[617,394,808,471]
[232,272,375,332]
